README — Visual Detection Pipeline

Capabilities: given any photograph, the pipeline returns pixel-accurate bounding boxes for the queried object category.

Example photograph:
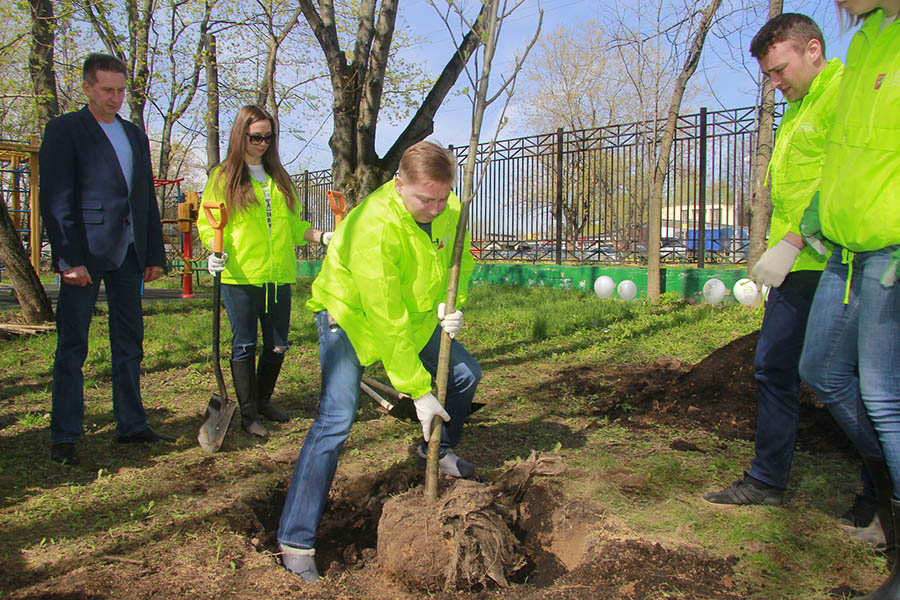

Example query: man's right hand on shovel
[413,392,450,442]
[208,253,227,275]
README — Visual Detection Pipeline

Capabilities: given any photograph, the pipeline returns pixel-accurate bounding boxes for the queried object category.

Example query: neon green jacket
[767,58,842,272]
[818,10,900,251]
[307,179,474,398]
[197,166,310,286]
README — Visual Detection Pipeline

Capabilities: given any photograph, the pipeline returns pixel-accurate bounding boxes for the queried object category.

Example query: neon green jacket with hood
[767,58,842,272]
[307,179,474,398]
[197,166,310,286]
[818,10,900,252]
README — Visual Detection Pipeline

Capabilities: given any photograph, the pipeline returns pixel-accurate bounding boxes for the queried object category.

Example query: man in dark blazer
[40,53,173,466]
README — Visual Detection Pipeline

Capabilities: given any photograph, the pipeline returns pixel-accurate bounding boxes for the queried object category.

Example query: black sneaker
[838,493,877,528]
[702,473,784,506]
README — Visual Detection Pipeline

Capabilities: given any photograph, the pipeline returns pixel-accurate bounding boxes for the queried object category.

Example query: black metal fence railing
[294,104,779,266]
[292,168,333,261]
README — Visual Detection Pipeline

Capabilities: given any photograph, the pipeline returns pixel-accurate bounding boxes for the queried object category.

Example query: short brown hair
[750,13,825,59]
[398,141,457,185]
[83,53,128,84]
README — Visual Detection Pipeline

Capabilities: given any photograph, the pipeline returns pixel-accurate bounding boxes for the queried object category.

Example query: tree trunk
[748,0,783,272]
[300,0,485,206]
[0,196,53,323]
[28,0,60,130]
[125,0,154,131]
[204,32,220,169]
[647,0,722,300]
[83,0,153,132]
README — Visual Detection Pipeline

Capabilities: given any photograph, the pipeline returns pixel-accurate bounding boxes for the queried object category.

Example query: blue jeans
[50,246,149,443]
[277,310,481,549]
[749,270,821,489]
[221,283,291,361]
[799,245,900,494]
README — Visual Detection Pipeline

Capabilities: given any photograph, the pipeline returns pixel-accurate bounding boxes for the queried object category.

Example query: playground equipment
[157,178,207,299]
[0,136,41,290]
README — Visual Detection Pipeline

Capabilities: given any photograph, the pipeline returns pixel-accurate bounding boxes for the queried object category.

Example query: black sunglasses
[246,133,275,145]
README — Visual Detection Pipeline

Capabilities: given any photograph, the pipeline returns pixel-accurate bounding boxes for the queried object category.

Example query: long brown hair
[214,105,298,214]
[836,2,877,30]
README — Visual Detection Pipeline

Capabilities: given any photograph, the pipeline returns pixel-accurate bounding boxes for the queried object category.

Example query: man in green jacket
[276,141,481,581]
[703,14,860,510]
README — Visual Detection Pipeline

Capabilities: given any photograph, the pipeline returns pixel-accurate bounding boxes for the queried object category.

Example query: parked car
[660,237,690,261]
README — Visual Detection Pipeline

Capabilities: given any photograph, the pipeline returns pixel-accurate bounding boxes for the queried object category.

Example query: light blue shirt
[98,118,135,244]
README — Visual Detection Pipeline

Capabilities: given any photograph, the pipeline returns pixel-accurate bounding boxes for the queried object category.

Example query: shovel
[198,201,236,453]
[358,375,485,421]
[327,190,347,225]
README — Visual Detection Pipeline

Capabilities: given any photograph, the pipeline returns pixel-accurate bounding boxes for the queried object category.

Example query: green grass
[0,279,884,598]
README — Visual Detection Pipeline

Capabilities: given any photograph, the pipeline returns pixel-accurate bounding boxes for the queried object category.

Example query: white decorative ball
[593,275,615,299]
[733,278,759,306]
[702,278,726,305]
[617,279,637,301]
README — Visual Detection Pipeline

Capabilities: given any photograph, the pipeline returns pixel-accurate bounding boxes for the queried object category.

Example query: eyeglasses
[247,133,274,146]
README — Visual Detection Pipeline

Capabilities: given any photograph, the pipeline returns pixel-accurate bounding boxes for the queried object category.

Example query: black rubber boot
[849,457,894,552]
[257,352,289,423]
[231,358,268,438]
[856,498,900,599]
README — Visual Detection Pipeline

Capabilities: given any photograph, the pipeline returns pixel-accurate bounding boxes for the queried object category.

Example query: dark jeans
[50,245,148,443]
[748,270,821,489]
[221,283,291,361]
[277,311,481,549]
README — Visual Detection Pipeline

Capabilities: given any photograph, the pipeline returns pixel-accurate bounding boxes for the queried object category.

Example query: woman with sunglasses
[198,104,331,438]
[797,1,899,597]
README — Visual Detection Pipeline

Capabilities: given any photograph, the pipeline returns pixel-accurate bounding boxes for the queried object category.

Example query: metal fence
[296,104,778,265]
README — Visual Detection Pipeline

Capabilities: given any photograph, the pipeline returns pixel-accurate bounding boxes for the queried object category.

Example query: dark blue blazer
[39,106,166,274]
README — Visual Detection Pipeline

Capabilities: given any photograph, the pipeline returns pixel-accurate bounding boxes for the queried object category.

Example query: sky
[293,0,856,171]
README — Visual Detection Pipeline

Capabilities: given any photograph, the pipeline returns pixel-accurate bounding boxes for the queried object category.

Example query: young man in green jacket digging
[276,141,481,582]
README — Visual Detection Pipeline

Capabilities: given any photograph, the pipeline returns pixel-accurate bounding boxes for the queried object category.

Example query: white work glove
[437,302,464,339]
[413,392,450,442]
[207,252,227,275]
[321,231,333,246]
[750,239,801,288]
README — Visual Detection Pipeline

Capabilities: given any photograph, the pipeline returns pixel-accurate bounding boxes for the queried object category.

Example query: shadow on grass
[0,444,289,594]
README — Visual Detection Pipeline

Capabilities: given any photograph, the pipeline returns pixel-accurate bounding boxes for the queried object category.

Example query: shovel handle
[202,201,228,254]
[327,190,347,225]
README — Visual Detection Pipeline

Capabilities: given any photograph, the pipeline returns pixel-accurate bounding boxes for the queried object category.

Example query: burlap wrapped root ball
[377,479,526,591]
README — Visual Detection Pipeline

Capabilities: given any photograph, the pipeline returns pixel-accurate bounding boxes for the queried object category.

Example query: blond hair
[398,141,458,185]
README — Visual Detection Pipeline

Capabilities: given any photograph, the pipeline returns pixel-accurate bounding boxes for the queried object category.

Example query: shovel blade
[198,393,237,453]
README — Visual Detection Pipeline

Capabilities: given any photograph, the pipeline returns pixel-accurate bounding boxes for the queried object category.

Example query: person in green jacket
[277,141,481,582]
[704,14,858,510]
[795,2,900,598]
[198,105,330,438]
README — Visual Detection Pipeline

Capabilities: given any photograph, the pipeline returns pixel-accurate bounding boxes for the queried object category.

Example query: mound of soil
[525,539,742,600]
[550,331,852,453]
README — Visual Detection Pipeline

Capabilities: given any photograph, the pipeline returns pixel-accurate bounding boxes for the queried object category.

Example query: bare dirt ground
[3,331,860,600]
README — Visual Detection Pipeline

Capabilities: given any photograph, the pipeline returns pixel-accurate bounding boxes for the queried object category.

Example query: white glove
[437,302,463,339]
[750,239,801,288]
[413,392,450,442]
[207,252,227,275]
[321,231,333,246]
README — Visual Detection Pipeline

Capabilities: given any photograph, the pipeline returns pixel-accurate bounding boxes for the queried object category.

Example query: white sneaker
[417,446,475,478]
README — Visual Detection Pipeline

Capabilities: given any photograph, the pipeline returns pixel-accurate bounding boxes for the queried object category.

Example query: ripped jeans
[221,283,291,361]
